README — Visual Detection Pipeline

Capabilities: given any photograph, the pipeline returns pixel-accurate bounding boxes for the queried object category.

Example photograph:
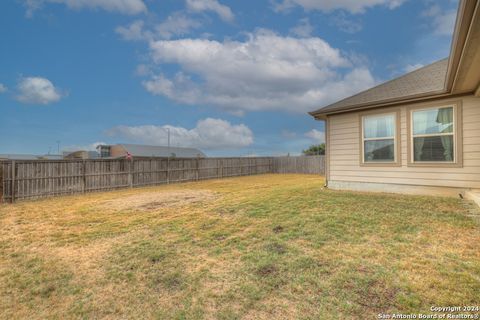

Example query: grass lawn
[1,174,479,319]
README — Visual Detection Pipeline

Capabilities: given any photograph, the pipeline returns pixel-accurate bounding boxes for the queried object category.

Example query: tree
[302,143,325,156]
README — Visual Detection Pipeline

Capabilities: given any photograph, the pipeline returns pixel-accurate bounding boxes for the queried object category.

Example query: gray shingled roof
[311,58,449,115]
[120,144,206,158]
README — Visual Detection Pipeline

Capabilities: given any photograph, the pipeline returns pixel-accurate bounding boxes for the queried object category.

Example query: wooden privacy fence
[0,155,324,203]
[272,156,325,175]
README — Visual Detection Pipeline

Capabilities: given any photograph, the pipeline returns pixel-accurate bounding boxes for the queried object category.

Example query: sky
[0,0,459,156]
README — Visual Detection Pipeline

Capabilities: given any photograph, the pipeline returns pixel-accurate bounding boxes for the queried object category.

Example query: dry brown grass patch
[98,190,217,211]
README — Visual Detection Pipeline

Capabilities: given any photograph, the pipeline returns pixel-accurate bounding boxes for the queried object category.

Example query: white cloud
[404,63,424,73]
[106,118,254,150]
[434,11,456,36]
[63,142,106,152]
[143,29,375,114]
[290,18,314,37]
[23,0,147,16]
[116,13,202,41]
[422,5,456,36]
[331,12,363,33]
[186,0,234,22]
[0,84,7,93]
[155,13,202,39]
[272,0,406,14]
[16,77,63,105]
[143,74,178,100]
[305,129,325,143]
[116,20,149,41]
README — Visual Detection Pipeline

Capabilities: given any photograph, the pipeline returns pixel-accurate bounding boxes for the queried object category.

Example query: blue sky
[0,0,458,156]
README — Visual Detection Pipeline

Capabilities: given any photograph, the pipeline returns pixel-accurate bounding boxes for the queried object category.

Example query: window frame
[359,109,401,167]
[407,101,463,168]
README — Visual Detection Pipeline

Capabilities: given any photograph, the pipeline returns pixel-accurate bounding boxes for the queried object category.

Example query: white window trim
[361,112,397,164]
[410,104,456,164]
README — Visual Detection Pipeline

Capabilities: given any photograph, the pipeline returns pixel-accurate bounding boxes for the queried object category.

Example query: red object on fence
[126,152,132,160]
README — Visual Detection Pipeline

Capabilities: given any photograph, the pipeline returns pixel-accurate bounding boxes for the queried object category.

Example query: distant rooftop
[102,144,206,158]
[121,144,205,158]
[0,154,64,160]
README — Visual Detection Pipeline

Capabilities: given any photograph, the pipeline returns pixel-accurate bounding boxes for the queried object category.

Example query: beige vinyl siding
[328,95,480,189]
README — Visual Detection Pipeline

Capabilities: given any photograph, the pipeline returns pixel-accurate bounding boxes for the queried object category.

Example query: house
[309,0,480,201]
[96,144,206,159]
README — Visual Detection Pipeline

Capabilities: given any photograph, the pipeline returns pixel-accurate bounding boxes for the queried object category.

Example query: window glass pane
[364,114,395,138]
[364,139,395,162]
[413,135,454,162]
[413,107,453,135]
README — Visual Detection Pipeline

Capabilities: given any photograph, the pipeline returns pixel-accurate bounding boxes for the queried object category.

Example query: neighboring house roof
[313,59,448,115]
[0,154,64,160]
[63,151,100,159]
[310,0,480,119]
[119,144,206,158]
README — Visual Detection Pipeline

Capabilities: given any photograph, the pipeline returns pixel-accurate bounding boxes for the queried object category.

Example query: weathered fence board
[0,155,324,203]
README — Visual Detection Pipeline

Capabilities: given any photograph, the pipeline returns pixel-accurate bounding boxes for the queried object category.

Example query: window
[361,113,397,163]
[98,145,111,158]
[411,106,455,162]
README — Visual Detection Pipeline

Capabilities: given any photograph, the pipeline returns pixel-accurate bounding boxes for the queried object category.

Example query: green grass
[0,174,479,319]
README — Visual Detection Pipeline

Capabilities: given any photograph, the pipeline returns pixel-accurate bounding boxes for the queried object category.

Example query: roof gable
[311,58,449,116]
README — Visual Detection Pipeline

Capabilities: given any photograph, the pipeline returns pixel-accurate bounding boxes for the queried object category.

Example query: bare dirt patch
[256,264,278,277]
[265,242,287,254]
[99,190,218,211]
[272,225,284,233]
[354,279,399,313]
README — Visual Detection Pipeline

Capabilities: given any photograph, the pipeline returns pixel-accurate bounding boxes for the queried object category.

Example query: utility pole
[167,128,171,156]
[56,140,60,155]
[167,128,170,149]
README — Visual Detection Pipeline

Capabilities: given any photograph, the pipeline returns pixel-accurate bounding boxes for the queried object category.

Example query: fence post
[166,157,170,184]
[220,159,224,178]
[11,161,16,203]
[82,160,86,194]
[195,157,199,181]
[128,159,133,188]
[0,163,3,203]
